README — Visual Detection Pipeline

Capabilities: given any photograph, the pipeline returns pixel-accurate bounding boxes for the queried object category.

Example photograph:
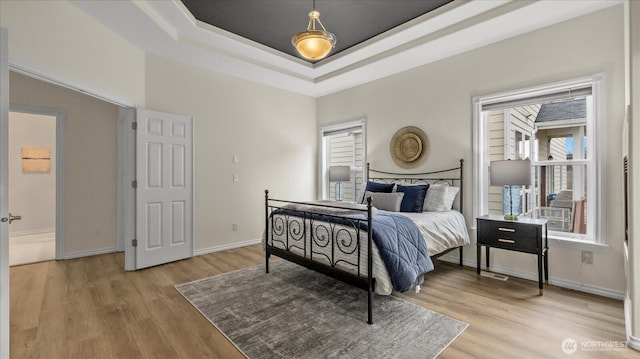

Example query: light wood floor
[10,245,640,358]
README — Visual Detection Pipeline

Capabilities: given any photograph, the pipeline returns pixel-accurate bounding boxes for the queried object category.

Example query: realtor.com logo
[561,338,627,354]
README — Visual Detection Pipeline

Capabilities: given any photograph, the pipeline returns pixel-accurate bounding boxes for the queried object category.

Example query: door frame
[117,107,136,270]
[9,104,65,260]
[1,26,10,359]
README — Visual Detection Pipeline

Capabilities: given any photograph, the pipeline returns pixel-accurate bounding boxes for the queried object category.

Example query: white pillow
[364,191,404,212]
[424,184,460,212]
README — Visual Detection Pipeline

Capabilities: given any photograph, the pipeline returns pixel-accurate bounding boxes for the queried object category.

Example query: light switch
[233,155,239,164]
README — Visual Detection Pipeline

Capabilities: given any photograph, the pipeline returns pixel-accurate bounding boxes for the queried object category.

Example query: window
[320,120,366,202]
[473,74,604,244]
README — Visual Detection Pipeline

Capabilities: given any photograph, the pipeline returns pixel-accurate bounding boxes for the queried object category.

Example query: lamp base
[502,186,522,221]
[335,181,343,201]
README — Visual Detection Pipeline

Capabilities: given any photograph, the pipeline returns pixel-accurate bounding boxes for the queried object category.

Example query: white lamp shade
[490,160,531,186]
[329,166,351,182]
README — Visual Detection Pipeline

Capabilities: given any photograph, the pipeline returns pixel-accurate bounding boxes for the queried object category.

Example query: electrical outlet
[232,223,238,231]
[581,250,593,264]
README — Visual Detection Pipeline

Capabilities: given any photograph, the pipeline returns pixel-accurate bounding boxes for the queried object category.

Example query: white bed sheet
[396,210,470,257]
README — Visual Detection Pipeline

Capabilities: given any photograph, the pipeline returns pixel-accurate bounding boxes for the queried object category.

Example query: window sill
[548,236,609,252]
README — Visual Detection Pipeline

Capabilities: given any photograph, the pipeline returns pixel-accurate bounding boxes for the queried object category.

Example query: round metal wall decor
[390,126,429,168]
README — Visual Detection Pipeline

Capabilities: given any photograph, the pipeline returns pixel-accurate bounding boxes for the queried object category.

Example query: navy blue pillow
[396,184,430,212]
[361,181,395,203]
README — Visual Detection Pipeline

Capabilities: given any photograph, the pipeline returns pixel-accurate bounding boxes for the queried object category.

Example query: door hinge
[132,239,138,247]
[132,180,137,188]
[132,122,137,130]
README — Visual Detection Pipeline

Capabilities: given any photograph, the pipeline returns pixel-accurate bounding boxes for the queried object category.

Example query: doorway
[8,107,61,265]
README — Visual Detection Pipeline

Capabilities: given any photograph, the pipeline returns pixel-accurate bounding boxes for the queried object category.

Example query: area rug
[175,260,468,359]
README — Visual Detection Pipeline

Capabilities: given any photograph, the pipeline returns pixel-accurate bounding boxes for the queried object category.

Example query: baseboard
[64,246,117,260]
[437,254,625,300]
[625,296,640,351]
[62,239,261,262]
[9,228,55,237]
[195,238,262,256]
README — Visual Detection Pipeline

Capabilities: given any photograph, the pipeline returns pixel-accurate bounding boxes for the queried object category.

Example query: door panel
[0,27,10,359]
[135,109,193,270]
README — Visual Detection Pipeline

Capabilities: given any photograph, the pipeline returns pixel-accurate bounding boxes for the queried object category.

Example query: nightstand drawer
[477,220,539,253]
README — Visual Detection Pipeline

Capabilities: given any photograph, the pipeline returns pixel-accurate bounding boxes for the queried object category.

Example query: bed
[264,159,470,324]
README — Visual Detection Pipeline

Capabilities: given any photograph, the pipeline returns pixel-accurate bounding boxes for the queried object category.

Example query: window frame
[318,119,366,201]
[473,74,606,248]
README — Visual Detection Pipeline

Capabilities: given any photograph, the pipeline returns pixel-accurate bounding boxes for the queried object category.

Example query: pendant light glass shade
[292,9,336,61]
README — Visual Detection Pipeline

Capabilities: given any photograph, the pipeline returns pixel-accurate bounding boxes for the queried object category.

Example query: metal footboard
[264,190,376,324]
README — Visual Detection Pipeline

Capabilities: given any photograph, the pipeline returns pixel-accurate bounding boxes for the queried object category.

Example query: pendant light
[291,0,336,61]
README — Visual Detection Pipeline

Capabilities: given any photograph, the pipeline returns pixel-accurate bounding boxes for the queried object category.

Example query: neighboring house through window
[473,74,604,245]
[320,120,366,202]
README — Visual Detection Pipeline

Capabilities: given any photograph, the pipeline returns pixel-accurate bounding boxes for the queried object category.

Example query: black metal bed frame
[264,159,464,324]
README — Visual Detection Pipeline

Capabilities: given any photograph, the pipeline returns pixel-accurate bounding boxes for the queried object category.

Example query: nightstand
[476,215,548,295]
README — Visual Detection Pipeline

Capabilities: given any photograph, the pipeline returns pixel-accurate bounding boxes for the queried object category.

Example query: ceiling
[180,0,453,61]
[72,0,620,98]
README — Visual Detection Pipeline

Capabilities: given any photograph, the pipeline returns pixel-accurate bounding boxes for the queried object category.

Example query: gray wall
[10,72,120,255]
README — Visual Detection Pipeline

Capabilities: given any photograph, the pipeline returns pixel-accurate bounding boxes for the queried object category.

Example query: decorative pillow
[361,181,395,203]
[424,184,460,212]
[364,191,404,212]
[396,184,429,212]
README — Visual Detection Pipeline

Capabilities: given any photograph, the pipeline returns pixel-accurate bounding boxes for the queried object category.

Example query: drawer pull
[498,239,516,244]
[498,227,516,233]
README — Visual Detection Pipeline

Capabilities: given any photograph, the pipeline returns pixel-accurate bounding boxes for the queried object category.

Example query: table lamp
[490,159,531,220]
[329,166,350,201]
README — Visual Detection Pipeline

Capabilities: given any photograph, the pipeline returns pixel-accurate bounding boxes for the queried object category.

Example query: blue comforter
[272,206,433,292]
[363,211,433,292]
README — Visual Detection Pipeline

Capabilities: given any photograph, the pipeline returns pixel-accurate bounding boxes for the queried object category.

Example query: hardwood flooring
[10,245,640,358]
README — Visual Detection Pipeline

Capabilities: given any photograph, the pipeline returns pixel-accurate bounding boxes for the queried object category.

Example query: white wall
[0,0,145,106]
[8,112,55,235]
[144,54,316,252]
[318,6,626,294]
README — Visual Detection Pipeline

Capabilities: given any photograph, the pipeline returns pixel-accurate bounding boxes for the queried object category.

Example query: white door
[0,27,11,359]
[134,109,193,269]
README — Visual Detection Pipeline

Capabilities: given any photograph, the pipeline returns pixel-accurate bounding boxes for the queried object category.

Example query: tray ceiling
[180,0,453,62]
[72,0,620,97]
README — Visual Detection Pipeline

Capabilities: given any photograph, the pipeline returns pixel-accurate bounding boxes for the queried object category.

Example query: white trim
[437,254,624,300]
[63,246,116,260]
[9,60,136,108]
[194,238,262,256]
[625,296,640,350]
[548,236,609,252]
[119,108,137,269]
[472,100,489,220]
[0,26,10,359]
[536,117,586,130]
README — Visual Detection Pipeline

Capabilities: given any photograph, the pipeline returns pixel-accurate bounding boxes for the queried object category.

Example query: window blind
[482,86,592,111]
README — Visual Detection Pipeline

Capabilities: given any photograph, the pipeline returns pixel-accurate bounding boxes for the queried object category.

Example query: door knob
[9,213,22,224]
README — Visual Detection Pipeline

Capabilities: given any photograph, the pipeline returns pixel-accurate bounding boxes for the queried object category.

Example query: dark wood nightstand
[476,215,548,295]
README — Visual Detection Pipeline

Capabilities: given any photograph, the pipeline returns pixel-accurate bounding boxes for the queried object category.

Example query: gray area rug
[175,260,468,359]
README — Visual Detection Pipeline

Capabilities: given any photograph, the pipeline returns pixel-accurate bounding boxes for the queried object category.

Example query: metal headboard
[366,159,464,213]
